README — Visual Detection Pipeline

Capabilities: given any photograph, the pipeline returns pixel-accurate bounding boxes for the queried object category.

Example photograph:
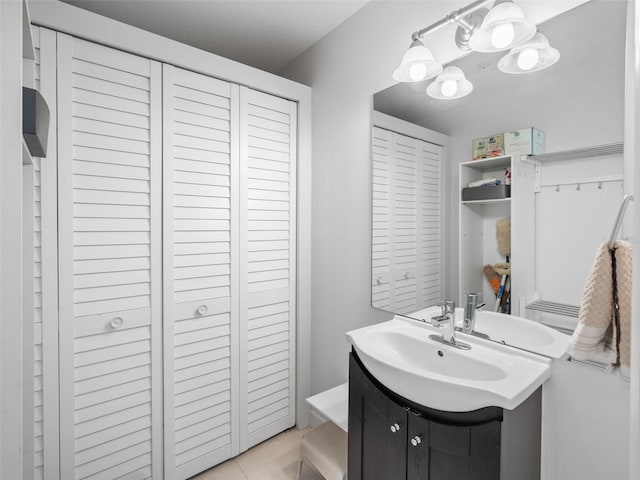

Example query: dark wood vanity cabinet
[348,351,502,480]
[348,354,407,480]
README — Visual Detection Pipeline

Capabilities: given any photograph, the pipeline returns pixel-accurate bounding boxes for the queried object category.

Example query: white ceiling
[60,0,369,73]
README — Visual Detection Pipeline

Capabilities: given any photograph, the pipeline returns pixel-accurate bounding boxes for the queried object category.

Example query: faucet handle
[430,314,449,327]
[443,300,455,314]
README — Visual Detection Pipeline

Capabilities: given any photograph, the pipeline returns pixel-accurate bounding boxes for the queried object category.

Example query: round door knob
[390,423,400,433]
[410,435,422,447]
[196,305,208,316]
[110,317,124,329]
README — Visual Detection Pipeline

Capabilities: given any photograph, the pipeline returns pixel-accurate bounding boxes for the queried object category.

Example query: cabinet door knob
[410,435,422,447]
[110,317,124,329]
[390,423,401,433]
[196,305,208,316]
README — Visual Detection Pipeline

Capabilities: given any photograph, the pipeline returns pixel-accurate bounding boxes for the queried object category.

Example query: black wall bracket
[23,87,50,158]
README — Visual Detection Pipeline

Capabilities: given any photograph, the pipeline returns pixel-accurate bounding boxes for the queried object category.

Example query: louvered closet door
[239,87,297,450]
[31,26,60,480]
[32,27,44,479]
[57,34,163,480]
[162,64,239,479]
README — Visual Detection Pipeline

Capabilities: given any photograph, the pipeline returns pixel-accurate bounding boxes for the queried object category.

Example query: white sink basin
[346,317,552,412]
[382,331,507,382]
[473,310,569,358]
[410,307,570,359]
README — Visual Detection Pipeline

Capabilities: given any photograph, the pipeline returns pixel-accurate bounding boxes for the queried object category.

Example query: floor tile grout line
[233,459,251,480]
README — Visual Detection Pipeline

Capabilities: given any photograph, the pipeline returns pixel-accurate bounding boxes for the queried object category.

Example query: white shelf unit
[459,155,513,309]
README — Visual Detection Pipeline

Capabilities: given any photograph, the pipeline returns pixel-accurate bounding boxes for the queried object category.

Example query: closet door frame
[0,2,27,478]
[31,0,313,429]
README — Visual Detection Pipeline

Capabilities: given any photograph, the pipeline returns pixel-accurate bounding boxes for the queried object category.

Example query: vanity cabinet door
[407,415,501,480]
[349,353,407,480]
[407,411,430,478]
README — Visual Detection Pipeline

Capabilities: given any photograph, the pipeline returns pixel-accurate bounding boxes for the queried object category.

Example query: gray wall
[278,1,465,394]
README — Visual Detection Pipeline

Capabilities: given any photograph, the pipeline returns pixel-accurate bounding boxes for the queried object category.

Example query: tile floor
[192,428,324,480]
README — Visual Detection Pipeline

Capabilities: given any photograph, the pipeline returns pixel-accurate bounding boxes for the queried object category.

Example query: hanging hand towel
[569,240,633,375]
[569,242,617,365]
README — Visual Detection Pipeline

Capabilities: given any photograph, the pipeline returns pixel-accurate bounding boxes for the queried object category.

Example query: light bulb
[441,79,458,98]
[409,63,428,81]
[491,23,515,49]
[517,48,540,71]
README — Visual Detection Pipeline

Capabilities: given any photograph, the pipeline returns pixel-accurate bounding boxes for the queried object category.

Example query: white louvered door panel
[239,87,296,450]
[163,65,239,479]
[31,26,60,480]
[57,34,162,479]
[32,26,44,480]
[371,127,391,310]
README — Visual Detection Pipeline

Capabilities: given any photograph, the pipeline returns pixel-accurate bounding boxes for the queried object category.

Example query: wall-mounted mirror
[371,0,627,333]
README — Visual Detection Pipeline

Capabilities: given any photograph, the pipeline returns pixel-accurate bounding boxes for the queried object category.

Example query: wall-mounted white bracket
[517,155,541,192]
[533,162,542,193]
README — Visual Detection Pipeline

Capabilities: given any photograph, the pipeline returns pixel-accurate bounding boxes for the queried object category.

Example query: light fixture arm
[410,0,494,41]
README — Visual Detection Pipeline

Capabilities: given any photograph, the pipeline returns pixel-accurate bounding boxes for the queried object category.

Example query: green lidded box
[504,127,545,156]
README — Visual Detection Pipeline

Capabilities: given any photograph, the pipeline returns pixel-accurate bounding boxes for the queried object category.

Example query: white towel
[569,241,633,378]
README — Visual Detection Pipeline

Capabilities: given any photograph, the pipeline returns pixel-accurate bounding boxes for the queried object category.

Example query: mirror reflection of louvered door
[162,64,240,479]
[370,126,443,314]
[56,34,163,480]
[239,87,297,450]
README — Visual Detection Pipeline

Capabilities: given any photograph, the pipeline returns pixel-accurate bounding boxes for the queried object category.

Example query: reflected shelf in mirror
[461,197,511,205]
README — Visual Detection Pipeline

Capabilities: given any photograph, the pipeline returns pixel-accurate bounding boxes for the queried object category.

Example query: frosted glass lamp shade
[468,1,536,53]
[393,40,443,82]
[498,32,560,74]
[426,66,473,100]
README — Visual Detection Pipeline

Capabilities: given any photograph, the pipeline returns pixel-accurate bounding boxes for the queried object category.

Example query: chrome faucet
[463,293,484,334]
[431,300,456,343]
[430,301,470,349]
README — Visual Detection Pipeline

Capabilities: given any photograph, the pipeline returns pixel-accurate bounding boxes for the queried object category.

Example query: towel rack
[609,194,634,248]
[528,142,623,163]
[525,300,580,318]
[567,357,609,371]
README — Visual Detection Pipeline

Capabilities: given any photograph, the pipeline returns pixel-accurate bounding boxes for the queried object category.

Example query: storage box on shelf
[504,127,544,157]
[459,155,513,309]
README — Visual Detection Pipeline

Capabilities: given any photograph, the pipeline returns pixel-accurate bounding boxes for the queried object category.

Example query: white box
[504,128,544,156]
